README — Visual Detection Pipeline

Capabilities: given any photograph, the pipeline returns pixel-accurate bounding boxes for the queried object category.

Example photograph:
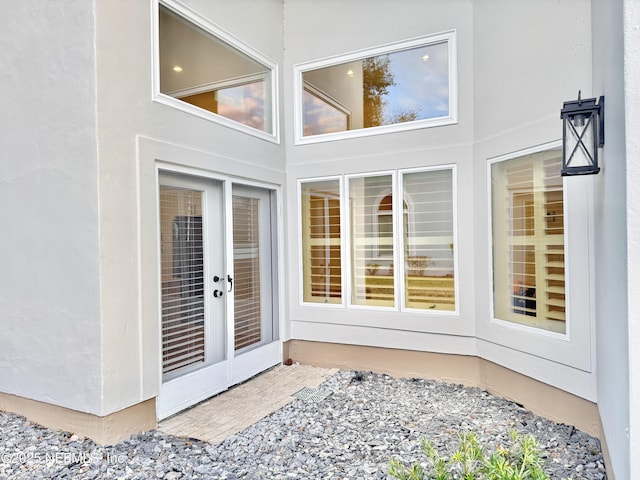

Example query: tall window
[402,169,455,311]
[491,149,566,334]
[300,180,342,304]
[299,168,456,312]
[350,175,395,307]
[295,31,456,143]
[157,2,275,137]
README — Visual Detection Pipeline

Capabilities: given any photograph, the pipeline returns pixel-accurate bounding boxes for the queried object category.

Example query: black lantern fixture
[560,91,605,176]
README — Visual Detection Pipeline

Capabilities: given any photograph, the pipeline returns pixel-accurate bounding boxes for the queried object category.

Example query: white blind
[233,195,262,351]
[159,187,206,375]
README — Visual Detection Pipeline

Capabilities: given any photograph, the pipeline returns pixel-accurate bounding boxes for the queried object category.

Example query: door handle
[227,275,233,292]
[213,289,223,298]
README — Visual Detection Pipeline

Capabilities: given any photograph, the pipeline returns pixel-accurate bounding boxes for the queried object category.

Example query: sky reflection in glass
[384,42,449,123]
[217,82,266,131]
[302,40,450,136]
[303,90,349,136]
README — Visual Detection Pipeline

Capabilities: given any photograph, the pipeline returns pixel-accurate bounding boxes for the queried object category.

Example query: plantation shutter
[541,159,566,323]
[301,180,342,303]
[491,151,566,333]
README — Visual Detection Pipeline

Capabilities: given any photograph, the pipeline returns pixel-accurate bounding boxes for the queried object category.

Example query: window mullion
[344,176,353,307]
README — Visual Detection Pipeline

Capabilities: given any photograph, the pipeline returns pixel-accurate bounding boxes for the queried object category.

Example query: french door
[156,172,279,419]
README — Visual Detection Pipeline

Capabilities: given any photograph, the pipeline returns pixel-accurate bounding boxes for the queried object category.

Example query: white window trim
[167,72,269,99]
[152,0,280,144]
[293,30,458,145]
[485,141,594,372]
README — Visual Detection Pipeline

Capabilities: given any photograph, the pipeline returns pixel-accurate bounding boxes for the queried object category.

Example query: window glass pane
[301,180,342,304]
[403,170,455,311]
[302,40,449,137]
[303,89,349,136]
[491,150,566,333]
[350,175,394,307]
[159,4,272,133]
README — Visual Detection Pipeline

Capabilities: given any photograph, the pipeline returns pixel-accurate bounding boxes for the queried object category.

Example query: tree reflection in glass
[302,40,450,136]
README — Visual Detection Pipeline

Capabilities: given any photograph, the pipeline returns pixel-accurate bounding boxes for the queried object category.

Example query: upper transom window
[294,31,457,144]
[155,1,278,142]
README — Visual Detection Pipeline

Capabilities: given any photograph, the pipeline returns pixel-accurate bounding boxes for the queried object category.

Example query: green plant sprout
[388,430,550,480]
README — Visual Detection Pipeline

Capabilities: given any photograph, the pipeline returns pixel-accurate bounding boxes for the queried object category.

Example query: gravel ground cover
[0,370,605,479]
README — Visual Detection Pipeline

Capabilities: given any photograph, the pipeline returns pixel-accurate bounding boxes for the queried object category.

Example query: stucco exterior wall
[591,0,630,478]
[625,1,640,477]
[472,0,596,399]
[0,1,103,413]
[94,0,285,416]
[1,2,634,472]
[283,0,476,353]
[284,0,597,401]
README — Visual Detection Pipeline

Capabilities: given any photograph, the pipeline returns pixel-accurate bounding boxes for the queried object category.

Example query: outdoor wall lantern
[560,91,605,176]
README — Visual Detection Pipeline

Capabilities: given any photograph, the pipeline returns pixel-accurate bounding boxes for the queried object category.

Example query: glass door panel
[159,187,206,375]
[232,185,276,354]
[233,195,262,350]
[156,172,227,420]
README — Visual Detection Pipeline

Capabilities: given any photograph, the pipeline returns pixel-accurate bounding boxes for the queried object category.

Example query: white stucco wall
[625,0,640,475]
[94,0,285,415]
[3,9,634,476]
[472,0,597,399]
[283,0,477,353]
[0,1,102,412]
[284,0,598,401]
[590,0,631,477]
[625,1,640,476]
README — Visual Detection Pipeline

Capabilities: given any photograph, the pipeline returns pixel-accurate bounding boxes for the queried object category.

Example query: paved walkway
[157,363,338,444]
